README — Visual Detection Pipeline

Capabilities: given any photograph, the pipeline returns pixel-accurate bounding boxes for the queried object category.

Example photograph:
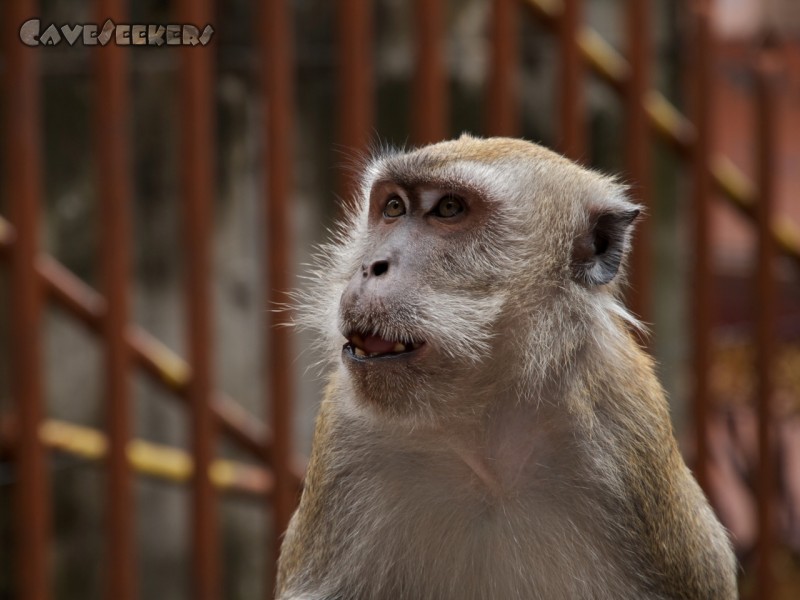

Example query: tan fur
[277,136,738,599]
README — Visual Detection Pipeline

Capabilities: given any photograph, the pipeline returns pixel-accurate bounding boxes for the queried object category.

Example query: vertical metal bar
[3,2,50,599]
[262,0,296,575]
[176,0,219,597]
[412,0,448,145]
[486,0,519,136]
[689,0,713,495]
[558,0,586,161]
[624,0,652,324]
[94,0,135,598]
[754,41,779,600]
[337,0,374,200]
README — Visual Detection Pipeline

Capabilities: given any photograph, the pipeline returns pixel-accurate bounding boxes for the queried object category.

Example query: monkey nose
[362,259,390,278]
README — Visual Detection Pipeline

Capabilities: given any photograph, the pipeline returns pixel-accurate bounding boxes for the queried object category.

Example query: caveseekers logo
[19,18,214,46]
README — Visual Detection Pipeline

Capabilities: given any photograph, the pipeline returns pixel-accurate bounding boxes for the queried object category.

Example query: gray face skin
[340,181,488,357]
[336,177,512,421]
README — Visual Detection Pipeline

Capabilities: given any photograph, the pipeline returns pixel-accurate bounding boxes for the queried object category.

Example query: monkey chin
[339,336,458,422]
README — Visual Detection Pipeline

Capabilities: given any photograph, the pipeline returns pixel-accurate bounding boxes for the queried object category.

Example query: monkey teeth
[346,333,422,359]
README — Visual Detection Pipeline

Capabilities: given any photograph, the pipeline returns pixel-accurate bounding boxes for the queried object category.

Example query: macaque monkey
[277,136,737,599]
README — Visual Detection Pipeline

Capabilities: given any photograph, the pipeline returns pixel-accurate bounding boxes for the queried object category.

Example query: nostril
[370,260,390,277]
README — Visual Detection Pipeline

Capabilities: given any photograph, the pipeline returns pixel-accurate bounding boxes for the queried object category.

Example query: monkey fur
[277,136,737,599]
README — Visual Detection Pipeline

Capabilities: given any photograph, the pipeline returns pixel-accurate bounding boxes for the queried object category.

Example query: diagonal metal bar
[0,416,274,498]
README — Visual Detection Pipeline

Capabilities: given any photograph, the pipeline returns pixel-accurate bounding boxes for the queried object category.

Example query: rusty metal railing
[487,0,519,136]
[176,0,219,594]
[3,1,49,599]
[522,0,800,270]
[557,0,586,162]
[688,0,714,500]
[412,0,448,145]
[2,1,798,599]
[337,0,374,201]
[1,0,303,598]
[95,0,134,596]
[263,0,297,567]
[754,41,780,600]
[623,0,653,324]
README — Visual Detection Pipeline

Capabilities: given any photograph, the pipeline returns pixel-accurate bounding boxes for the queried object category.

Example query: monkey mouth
[344,331,424,359]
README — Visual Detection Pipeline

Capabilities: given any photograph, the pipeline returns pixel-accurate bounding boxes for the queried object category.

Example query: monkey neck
[392,365,570,496]
[420,331,643,496]
[444,440,504,493]
[443,402,547,496]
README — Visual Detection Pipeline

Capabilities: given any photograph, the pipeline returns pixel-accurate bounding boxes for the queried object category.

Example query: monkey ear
[573,203,641,286]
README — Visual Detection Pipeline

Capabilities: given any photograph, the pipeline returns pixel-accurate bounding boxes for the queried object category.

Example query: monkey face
[337,178,509,420]
[299,135,641,423]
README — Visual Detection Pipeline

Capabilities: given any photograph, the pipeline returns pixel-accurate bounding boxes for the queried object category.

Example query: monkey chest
[303,454,637,600]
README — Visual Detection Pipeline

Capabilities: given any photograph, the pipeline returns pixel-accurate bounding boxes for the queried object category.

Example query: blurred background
[0,0,798,598]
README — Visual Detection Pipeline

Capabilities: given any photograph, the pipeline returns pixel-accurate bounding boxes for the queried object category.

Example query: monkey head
[299,135,641,424]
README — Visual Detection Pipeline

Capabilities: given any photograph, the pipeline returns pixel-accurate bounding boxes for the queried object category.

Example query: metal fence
[1,0,798,599]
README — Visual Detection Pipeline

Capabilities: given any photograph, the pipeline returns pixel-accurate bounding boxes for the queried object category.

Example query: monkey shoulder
[593,416,738,599]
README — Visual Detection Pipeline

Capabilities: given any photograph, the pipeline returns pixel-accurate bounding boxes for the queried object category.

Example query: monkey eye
[433,194,465,218]
[383,196,405,218]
